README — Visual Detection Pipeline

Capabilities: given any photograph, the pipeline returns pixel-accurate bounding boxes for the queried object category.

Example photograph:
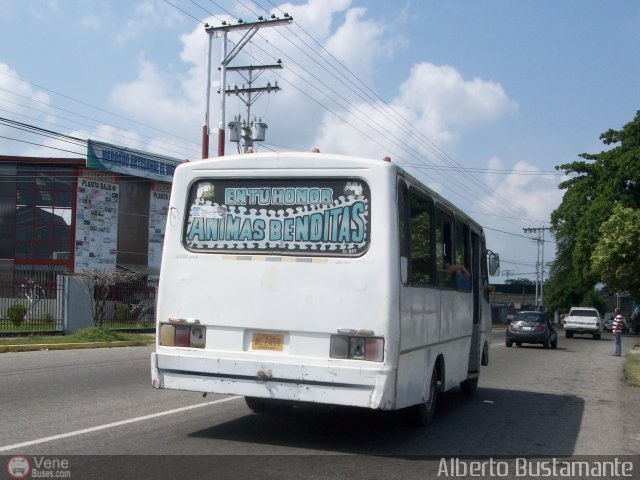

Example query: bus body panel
[151,351,397,408]
[152,153,402,409]
[396,287,474,408]
[151,152,491,413]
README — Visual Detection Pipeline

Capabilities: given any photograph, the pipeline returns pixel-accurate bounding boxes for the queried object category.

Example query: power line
[229,4,541,224]
[226,33,530,221]
[0,72,201,155]
[4,1,559,238]
[247,1,532,221]
[0,117,187,165]
[0,103,198,160]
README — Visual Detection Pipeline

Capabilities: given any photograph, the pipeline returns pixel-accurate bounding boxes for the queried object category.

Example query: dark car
[604,315,628,333]
[506,311,558,349]
[603,313,614,332]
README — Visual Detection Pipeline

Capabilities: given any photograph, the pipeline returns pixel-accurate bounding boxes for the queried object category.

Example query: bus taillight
[159,323,206,349]
[364,337,384,362]
[330,334,384,362]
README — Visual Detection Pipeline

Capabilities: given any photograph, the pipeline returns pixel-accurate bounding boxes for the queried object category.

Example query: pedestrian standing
[612,308,624,356]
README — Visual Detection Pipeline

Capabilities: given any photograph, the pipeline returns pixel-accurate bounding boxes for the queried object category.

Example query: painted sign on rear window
[184,178,370,255]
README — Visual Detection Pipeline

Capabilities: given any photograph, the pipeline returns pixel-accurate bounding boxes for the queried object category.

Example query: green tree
[548,110,640,309]
[592,205,640,298]
[505,278,534,286]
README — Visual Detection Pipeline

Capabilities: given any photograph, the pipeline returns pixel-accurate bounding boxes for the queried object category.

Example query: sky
[1,0,639,286]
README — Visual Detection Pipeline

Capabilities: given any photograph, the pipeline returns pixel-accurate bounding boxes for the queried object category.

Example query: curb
[0,340,155,353]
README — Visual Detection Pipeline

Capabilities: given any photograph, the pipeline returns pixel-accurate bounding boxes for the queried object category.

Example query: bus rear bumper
[151,351,395,410]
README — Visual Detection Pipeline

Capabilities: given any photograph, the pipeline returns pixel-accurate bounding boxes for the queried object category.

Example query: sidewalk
[0,334,155,353]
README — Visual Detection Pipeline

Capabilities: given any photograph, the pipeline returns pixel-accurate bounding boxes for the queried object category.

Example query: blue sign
[86,140,181,182]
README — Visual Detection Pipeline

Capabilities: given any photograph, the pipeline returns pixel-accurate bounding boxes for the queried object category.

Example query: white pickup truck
[564,307,602,339]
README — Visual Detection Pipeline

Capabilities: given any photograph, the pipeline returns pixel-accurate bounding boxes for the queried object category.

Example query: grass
[624,350,640,388]
[0,327,154,345]
[0,321,57,333]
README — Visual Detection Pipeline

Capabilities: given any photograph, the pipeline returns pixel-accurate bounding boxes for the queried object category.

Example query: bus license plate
[252,332,284,351]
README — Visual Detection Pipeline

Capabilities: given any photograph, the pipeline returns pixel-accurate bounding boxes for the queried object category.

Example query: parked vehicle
[564,307,602,339]
[603,314,629,333]
[603,312,614,332]
[630,308,640,334]
[506,311,557,349]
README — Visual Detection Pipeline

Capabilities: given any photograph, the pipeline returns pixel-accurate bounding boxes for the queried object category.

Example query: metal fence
[99,277,156,330]
[0,266,66,333]
[0,266,156,333]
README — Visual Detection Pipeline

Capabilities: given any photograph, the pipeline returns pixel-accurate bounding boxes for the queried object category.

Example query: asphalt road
[1,330,639,478]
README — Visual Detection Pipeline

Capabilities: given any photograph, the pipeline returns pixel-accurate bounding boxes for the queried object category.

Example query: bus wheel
[460,376,478,396]
[245,396,269,413]
[245,396,293,413]
[481,344,489,366]
[414,368,439,427]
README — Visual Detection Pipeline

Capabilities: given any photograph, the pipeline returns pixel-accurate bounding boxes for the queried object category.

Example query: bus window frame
[407,186,435,288]
[454,218,472,291]
[435,205,455,289]
[181,176,372,258]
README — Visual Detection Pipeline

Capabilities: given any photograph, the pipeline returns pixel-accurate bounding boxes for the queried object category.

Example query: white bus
[151,152,499,425]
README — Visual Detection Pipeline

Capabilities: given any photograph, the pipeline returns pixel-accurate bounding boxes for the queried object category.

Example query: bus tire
[460,376,478,396]
[481,343,489,366]
[245,396,293,413]
[414,368,439,427]
[245,396,269,413]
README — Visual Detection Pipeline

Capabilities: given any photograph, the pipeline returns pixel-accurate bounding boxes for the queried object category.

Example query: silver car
[506,311,558,349]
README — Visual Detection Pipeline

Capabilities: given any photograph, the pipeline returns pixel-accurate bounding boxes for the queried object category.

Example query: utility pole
[203,15,293,159]
[503,269,515,281]
[225,63,282,153]
[523,226,551,309]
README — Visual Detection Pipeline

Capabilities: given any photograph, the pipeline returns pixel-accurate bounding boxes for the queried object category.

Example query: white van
[564,307,602,339]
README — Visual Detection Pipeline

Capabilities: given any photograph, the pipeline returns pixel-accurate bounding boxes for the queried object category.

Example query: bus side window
[436,207,454,288]
[482,240,491,302]
[398,180,410,285]
[454,220,472,291]
[409,189,433,286]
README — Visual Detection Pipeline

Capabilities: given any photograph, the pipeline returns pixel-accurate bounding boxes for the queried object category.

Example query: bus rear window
[184,178,370,256]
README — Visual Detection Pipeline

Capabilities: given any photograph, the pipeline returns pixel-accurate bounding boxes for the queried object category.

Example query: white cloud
[110,56,201,139]
[313,61,518,162]
[473,157,565,281]
[104,1,407,158]
[96,0,518,171]
[275,0,353,40]
[0,63,51,108]
[324,7,394,82]
[398,63,518,129]
[0,63,54,155]
[115,0,184,45]
[483,156,563,224]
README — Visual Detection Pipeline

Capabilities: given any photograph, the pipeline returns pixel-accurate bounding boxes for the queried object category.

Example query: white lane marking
[0,396,241,452]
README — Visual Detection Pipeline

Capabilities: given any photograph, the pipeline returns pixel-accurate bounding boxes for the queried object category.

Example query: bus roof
[179,151,484,235]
